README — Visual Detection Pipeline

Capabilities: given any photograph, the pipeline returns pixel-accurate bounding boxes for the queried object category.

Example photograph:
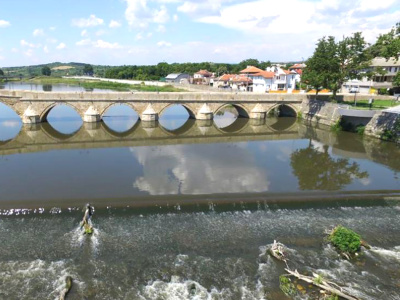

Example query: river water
[0,99,399,299]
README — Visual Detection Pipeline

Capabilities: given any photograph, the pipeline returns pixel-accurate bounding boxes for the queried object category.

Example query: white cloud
[33,29,44,37]
[157,40,172,47]
[136,32,144,40]
[0,20,10,28]
[147,32,153,38]
[49,26,56,31]
[95,29,107,36]
[24,49,34,57]
[153,5,169,23]
[93,39,122,49]
[109,20,122,28]
[43,45,49,53]
[11,48,18,53]
[71,14,104,27]
[0,55,4,60]
[124,0,169,27]
[156,24,166,33]
[173,14,178,22]
[1,120,20,128]
[76,39,92,46]
[56,43,66,50]
[46,38,58,44]
[20,40,37,48]
[81,29,88,37]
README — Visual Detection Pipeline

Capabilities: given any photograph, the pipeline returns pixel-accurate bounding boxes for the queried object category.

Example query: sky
[0,0,399,67]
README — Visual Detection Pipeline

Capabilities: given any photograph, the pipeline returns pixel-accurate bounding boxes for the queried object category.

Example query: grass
[344,99,398,110]
[26,76,186,92]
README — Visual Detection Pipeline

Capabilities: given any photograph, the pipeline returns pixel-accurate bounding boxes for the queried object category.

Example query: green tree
[0,69,4,76]
[369,23,400,60]
[393,72,400,87]
[83,64,94,75]
[41,66,51,76]
[303,33,371,99]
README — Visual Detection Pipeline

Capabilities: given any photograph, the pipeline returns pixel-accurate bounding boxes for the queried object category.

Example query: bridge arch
[40,102,83,122]
[214,103,250,118]
[100,102,140,119]
[158,103,196,119]
[266,103,298,117]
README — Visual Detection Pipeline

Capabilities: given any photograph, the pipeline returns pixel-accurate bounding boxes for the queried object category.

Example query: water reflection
[159,104,190,131]
[131,143,270,195]
[45,104,83,135]
[0,103,22,141]
[291,140,369,190]
[42,84,52,92]
[103,104,139,133]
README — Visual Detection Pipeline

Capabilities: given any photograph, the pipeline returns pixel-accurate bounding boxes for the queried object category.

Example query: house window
[278,84,285,90]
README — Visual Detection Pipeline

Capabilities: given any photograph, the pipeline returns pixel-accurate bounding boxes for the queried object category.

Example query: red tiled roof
[217,74,235,81]
[196,70,212,76]
[240,66,264,74]
[289,63,305,69]
[252,71,275,78]
[231,75,252,83]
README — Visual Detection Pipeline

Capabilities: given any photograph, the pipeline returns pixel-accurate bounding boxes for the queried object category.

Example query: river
[0,97,399,299]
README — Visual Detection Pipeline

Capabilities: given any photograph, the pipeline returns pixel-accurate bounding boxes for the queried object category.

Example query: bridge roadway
[0,90,328,124]
[0,118,301,156]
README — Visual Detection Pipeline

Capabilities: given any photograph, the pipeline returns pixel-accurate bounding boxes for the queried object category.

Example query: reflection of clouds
[1,120,21,127]
[358,177,371,186]
[276,145,292,162]
[130,144,269,195]
[311,140,326,153]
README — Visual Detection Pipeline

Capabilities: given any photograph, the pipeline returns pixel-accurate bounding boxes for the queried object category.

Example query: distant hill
[1,62,109,78]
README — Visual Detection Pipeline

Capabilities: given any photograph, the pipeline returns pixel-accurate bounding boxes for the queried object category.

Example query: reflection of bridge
[0,118,300,155]
[0,90,327,124]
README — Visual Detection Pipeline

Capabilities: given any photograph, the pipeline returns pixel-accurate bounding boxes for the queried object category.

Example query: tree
[393,72,400,87]
[0,69,4,76]
[41,66,51,76]
[83,64,94,76]
[369,23,400,60]
[303,33,371,99]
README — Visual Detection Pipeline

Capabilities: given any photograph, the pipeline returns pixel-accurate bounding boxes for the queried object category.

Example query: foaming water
[0,205,400,299]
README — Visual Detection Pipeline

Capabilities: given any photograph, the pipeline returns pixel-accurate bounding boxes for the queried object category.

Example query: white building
[342,57,400,94]
[240,66,297,93]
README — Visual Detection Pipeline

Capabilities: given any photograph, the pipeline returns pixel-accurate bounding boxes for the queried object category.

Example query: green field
[26,76,185,92]
[344,99,399,110]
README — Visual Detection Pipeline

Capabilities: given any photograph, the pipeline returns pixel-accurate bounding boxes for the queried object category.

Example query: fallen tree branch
[59,276,72,300]
[285,268,361,300]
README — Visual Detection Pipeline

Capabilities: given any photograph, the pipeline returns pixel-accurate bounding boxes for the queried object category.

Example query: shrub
[329,226,361,254]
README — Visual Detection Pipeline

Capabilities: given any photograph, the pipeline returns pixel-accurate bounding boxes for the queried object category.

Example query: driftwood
[59,276,72,300]
[284,268,361,300]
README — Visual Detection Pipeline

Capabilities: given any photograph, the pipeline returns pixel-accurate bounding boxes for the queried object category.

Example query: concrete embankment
[300,99,400,143]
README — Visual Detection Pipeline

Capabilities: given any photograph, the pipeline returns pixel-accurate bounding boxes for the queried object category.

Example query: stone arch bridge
[0,90,318,124]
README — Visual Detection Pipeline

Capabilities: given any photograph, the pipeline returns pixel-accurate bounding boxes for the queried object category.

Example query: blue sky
[0,0,399,67]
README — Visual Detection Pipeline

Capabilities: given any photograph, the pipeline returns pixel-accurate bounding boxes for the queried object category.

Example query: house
[193,70,212,85]
[342,57,400,94]
[165,73,190,84]
[288,63,306,84]
[240,65,297,93]
[214,74,235,88]
[213,74,252,91]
